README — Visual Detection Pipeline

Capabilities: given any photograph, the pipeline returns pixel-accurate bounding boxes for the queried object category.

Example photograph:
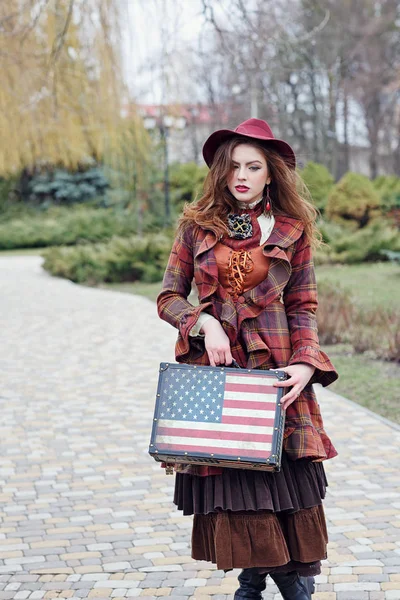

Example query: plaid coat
[157,214,338,463]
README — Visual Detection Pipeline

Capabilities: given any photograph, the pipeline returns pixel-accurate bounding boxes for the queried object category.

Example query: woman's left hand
[273,363,315,410]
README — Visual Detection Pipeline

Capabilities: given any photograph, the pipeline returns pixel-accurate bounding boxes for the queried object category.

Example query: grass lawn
[316,262,400,309]
[323,344,400,424]
[100,281,162,303]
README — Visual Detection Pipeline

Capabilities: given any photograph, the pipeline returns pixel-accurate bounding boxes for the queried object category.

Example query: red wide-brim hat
[202,118,296,170]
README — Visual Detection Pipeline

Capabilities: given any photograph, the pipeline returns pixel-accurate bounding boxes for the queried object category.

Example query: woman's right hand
[201,319,233,367]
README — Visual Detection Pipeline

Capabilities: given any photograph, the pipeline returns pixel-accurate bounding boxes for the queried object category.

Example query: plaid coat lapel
[194,215,303,316]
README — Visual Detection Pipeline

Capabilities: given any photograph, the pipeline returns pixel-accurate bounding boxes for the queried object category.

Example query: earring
[265,184,272,216]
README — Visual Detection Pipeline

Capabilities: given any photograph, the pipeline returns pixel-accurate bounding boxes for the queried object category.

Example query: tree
[0,0,149,177]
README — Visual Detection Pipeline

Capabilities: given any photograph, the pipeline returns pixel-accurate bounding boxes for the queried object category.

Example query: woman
[157,119,338,600]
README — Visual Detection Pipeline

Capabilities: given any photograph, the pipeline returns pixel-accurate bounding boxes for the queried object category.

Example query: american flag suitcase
[149,362,287,472]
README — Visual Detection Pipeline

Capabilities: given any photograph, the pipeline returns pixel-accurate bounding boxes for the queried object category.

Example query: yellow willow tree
[0,0,149,190]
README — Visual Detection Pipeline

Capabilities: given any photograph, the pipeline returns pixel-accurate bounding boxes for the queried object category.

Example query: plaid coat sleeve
[283,232,338,387]
[157,224,213,361]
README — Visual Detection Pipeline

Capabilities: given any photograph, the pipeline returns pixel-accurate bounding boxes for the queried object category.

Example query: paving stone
[0,256,398,599]
[358,575,390,582]
[336,594,370,600]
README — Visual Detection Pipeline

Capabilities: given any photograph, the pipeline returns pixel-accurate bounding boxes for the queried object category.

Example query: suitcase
[149,362,287,472]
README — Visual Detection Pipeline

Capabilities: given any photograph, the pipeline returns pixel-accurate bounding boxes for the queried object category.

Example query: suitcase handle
[229,359,241,369]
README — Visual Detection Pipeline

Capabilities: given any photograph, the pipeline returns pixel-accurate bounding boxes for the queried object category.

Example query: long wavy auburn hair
[178,137,321,248]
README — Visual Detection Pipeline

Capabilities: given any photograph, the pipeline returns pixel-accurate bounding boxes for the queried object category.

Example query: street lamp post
[159,123,170,222]
[143,114,186,227]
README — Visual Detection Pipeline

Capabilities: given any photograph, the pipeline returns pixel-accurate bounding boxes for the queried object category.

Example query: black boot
[270,571,313,600]
[300,576,315,596]
[234,568,267,599]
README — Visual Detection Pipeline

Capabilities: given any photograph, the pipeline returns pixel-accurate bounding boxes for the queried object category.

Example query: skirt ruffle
[191,505,328,571]
[174,453,327,516]
[174,452,329,572]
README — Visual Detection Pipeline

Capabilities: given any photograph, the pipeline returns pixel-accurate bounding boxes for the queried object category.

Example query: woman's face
[227,143,271,205]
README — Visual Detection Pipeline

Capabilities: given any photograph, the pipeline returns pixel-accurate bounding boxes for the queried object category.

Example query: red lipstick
[235,186,249,193]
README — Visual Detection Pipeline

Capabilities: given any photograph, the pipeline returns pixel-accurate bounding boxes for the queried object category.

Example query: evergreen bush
[169,162,208,211]
[373,175,400,210]
[42,234,172,284]
[0,206,141,249]
[24,167,109,205]
[325,172,381,229]
[300,162,334,213]
[315,219,400,264]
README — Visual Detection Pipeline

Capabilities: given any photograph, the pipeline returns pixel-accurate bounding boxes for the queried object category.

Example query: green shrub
[315,219,400,264]
[332,220,400,263]
[373,175,400,211]
[300,162,334,213]
[317,220,347,245]
[326,172,381,229]
[169,162,208,211]
[0,206,142,249]
[24,167,109,206]
[0,175,18,210]
[42,234,172,284]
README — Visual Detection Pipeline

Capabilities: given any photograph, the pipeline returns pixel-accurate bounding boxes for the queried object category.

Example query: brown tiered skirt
[174,452,329,574]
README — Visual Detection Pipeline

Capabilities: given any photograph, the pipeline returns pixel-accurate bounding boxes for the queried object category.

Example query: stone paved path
[0,256,399,600]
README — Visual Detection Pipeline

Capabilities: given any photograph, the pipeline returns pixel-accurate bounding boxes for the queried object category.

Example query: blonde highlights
[179,137,321,248]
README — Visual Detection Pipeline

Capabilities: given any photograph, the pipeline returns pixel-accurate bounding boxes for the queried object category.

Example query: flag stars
[160,367,225,424]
